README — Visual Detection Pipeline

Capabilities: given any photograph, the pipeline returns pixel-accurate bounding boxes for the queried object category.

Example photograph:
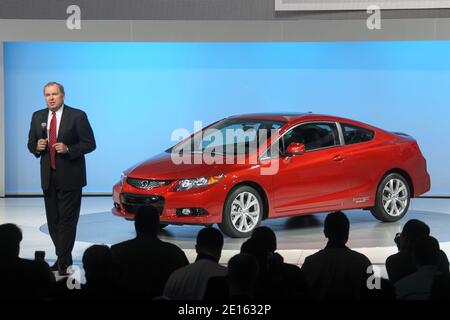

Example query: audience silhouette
[240,226,309,300]
[163,227,227,300]
[386,219,449,284]
[227,253,259,300]
[2,211,450,301]
[111,206,189,299]
[80,244,124,299]
[0,223,55,299]
[395,236,444,299]
[301,211,373,300]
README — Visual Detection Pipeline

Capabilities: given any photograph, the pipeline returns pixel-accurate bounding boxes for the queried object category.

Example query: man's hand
[36,139,48,153]
[53,142,69,154]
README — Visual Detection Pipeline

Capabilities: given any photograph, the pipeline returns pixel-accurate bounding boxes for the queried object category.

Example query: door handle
[333,154,345,162]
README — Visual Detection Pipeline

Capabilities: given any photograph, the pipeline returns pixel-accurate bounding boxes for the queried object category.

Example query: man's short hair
[250,226,277,253]
[196,227,224,253]
[134,206,160,236]
[43,82,65,95]
[324,211,350,242]
[402,219,430,240]
[0,223,23,255]
[82,244,116,279]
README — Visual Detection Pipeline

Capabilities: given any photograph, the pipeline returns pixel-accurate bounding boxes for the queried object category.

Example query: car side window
[282,122,339,152]
[341,123,374,145]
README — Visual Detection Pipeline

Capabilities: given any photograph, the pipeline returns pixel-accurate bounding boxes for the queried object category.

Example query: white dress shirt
[47,104,64,139]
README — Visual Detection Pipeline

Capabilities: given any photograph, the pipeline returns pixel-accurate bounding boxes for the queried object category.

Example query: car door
[336,122,378,209]
[272,121,348,215]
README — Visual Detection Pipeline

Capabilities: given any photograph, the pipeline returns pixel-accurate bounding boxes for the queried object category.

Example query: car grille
[127,178,172,190]
[121,193,164,215]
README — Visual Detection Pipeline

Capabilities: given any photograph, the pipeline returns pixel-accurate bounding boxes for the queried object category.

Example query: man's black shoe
[58,265,70,276]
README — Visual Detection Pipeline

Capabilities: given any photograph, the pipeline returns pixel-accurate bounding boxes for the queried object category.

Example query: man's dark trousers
[44,170,81,267]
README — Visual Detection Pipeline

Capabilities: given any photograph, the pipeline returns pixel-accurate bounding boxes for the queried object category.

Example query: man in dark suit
[27,82,96,275]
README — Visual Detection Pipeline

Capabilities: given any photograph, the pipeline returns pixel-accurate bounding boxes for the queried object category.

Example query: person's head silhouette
[399,219,430,251]
[324,211,349,245]
[82,244,117,283]
[251,226,277,253]
[134,206,160,237]
[195,227,224,261]
[0,223,23,258]
[240,238,256,254]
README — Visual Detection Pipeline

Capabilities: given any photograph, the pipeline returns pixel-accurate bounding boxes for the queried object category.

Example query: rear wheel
[219,186,263,238]
[370,173,410,222]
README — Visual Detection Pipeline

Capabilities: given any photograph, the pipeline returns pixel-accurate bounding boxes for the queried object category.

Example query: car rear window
[341,123,374,145]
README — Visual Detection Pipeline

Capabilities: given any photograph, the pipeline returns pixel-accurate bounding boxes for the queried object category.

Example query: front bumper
[112,180,228,225]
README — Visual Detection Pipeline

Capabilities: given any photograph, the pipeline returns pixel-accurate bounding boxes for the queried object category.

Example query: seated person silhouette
[395,236,444,300]
[163,227,227,300]
[386,219,449,284]
[111,206,189,299]
[301,212,373,300]
[0,223,54,299]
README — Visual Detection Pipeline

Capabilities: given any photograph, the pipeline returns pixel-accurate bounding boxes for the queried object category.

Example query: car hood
[125,152,248,180]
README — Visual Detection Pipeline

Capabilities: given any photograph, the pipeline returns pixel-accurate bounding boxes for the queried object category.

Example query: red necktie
[49,111,57,170]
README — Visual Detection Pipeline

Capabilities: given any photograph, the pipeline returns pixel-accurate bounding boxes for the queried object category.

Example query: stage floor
[1,196,449,274]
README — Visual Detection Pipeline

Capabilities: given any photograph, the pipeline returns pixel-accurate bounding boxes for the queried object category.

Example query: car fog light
[176,208,208,216]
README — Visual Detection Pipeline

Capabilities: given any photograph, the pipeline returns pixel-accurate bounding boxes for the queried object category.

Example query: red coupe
[112,113,430,237]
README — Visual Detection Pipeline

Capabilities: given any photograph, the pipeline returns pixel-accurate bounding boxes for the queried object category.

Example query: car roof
[228,112,353,123]
[228,112,309,122]
[227,113,381,131]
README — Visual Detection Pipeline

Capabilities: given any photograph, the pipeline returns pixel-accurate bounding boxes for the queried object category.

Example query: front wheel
[219,186,263,238]
[370,173,411,222]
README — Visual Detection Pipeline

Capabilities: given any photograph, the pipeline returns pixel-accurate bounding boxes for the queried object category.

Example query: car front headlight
[175,174,224,191]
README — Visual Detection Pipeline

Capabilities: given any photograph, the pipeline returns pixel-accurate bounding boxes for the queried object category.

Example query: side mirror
[286,142,305,156]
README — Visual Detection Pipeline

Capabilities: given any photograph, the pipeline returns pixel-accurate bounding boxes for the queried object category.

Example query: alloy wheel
[230,191,260,232]
[382,178,409,217]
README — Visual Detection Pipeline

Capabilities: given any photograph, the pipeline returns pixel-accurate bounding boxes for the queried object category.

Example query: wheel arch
[225,181,270,220]
[380,168,414,197]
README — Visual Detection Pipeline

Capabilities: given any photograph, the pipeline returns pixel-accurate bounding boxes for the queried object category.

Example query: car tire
[219,185,263,238]
[370,173,411,222]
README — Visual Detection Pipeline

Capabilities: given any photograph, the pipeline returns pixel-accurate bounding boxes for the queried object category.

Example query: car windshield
[168,118,286,155]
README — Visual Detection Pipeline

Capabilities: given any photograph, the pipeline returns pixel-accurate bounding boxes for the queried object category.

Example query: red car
[112,113,430,238]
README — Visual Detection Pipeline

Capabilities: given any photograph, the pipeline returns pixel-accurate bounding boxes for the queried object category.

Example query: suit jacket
[27,105,96,190]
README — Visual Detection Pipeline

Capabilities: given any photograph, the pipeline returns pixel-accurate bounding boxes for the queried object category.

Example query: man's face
[44,85,64,111]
